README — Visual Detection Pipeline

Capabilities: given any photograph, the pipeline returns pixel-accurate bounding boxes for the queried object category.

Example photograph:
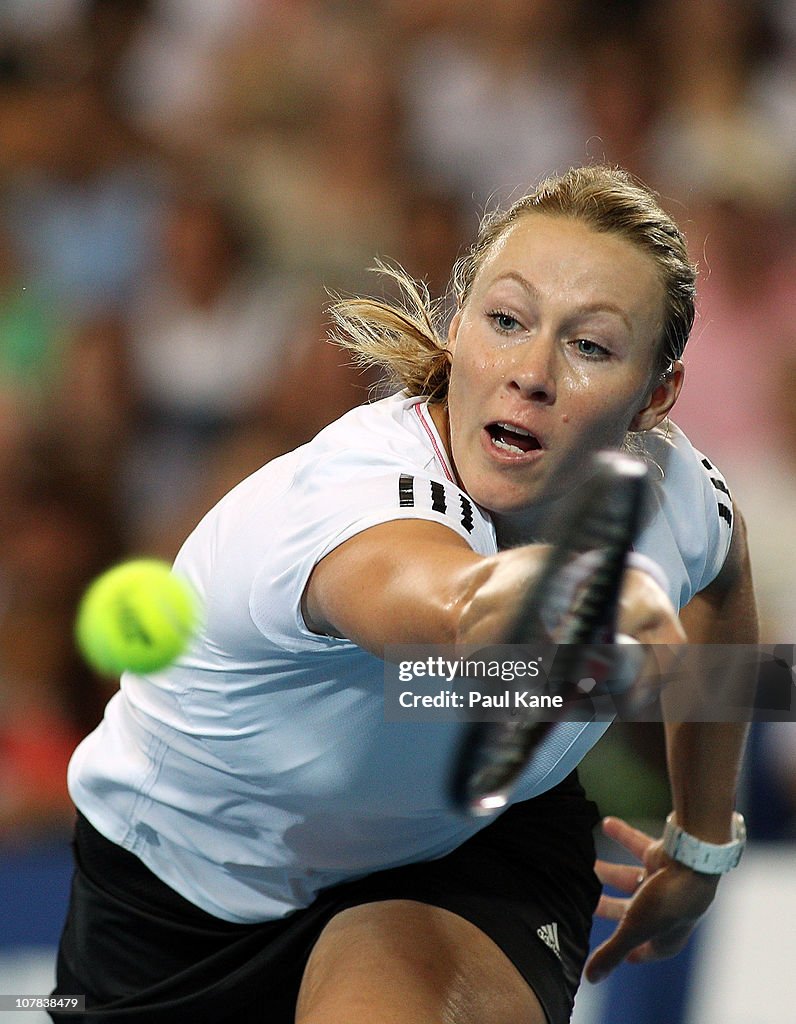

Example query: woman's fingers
[588,854,717,983]
[595,894,631,921]
[601,815,654,861]
[594,859,645,893]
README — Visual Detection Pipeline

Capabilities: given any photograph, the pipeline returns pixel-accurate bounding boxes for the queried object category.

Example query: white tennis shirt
[68,393,733,923]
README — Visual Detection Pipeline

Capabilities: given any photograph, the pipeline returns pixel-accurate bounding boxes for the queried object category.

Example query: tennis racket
[450,450,650,816]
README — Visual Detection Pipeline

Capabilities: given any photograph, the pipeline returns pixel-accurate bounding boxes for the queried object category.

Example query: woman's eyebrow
[571,301,632,331]
[488,270,542,302]
[490,271,632,331]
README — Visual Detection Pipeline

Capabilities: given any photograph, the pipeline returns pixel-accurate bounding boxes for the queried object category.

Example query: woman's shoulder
[293,392,451,481]
[635,420,734,607]
[644,420,732,522]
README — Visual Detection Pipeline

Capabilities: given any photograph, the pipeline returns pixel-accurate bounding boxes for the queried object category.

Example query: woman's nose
[506,335,557,404]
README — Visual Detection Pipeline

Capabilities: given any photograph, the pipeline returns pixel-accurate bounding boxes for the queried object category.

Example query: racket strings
[451,453,649,814]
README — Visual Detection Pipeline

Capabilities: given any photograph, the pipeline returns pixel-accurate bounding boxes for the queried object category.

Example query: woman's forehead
[474,213,665,311]
[483,212,647,267]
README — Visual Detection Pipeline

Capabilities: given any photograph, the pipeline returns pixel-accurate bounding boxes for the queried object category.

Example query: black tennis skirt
[52,772,600,1024]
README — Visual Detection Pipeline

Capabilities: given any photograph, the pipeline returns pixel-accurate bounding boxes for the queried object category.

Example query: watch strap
[662,811,746,874]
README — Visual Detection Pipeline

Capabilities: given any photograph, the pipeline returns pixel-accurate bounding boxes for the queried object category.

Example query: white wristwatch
[662,812,747,874]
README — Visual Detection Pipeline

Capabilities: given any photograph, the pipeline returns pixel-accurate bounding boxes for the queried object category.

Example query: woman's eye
[488,312,520,333]
[574,338,610,359]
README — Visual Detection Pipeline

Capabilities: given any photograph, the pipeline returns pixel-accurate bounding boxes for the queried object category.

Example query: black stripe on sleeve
[399,474,415,508]
[430,481,447,514]
[711,477,731,498]
[460,495,474,533]
[718,502,733,528]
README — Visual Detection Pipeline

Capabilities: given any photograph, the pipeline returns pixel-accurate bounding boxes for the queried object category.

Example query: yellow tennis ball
[76,559,198,676]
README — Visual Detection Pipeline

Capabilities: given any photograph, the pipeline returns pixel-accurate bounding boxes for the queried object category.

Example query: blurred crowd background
[1,1,795,1020]
[0,0,794,981]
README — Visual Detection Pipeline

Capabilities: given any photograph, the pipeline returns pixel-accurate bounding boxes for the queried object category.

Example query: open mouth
[486,422,542,455]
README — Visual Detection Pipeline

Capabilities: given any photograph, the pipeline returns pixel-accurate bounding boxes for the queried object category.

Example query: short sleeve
[693,449,734,592]
[635,423,734,610]
[248,448,496,652]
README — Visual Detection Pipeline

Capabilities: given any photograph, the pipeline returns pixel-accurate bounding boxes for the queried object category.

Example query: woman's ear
[630,361,685,432]
[446,310,462,357]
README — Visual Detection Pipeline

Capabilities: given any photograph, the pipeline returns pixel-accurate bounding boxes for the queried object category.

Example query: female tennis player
[53,166,757,1024]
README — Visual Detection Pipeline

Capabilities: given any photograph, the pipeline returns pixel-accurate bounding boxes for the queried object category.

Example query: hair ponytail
[328,260,451,401]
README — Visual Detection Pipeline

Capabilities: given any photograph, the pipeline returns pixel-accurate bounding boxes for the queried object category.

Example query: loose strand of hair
[328,260,449,398]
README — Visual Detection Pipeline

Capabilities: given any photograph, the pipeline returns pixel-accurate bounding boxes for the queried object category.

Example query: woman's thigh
[296,899,548,1024]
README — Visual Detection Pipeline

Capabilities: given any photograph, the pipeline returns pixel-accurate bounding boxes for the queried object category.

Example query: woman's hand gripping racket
[450,451,652,816]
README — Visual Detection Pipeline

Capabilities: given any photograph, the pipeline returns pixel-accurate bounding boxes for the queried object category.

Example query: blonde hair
[330,165,696,399]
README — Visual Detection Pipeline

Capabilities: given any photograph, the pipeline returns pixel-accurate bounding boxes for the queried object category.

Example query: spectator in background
[0,54,166,319]
[209,5,405,290]
[0,212,133,521]
[110,0,253,152]
[657,169,796,641]
[640,0,796,641]
[664,177,795,469]
[0,220,64,453]
[122,185,321,555]
[649,0,780,179]
[398,0,589,205]
[0,440,123,845]
[396,187,470,298]
[0,211,132,536]
[755,0,796,169]
[0,26,154,847]
[573,6,662,181]
[0,222,61,405]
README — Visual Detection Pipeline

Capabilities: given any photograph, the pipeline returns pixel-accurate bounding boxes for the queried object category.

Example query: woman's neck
[426,400,576,550]
[491,496,572,549]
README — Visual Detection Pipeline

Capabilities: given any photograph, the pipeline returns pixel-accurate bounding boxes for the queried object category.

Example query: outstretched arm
[586,503,758,981]
[303,519,683,655]
[664,504,757,842]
